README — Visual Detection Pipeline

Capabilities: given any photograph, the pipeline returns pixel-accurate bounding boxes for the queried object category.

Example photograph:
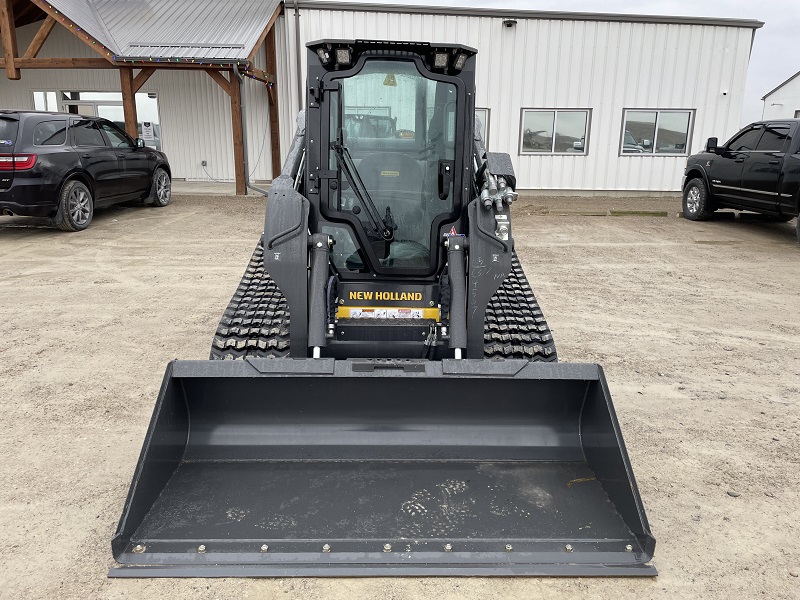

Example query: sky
[332,0,798,125]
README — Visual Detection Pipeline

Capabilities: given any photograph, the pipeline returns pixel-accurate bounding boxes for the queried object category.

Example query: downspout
[293,0,303,109]
[233,63,271,196]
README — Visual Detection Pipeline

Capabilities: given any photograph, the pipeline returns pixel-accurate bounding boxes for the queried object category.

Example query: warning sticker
[348,308,423,319]
[380,170,400,177]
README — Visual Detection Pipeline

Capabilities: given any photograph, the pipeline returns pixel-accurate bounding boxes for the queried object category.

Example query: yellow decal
[380,170,400,177]
[348,291,423,301]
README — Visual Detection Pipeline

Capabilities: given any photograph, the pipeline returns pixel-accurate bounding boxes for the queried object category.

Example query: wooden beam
[119,68,138,138]
[0,0,20,79]
[132,67,156,93]
[1,57,117,68]
[265,26,281,179]
[242,66,274,84]
[22,15,55,59]
[247,2,283,63]
[206,69,232,96]
[230,77,246,195]
[28,0,114,62]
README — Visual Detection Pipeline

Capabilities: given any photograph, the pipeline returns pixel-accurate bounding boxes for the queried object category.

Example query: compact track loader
[111,40,656,577]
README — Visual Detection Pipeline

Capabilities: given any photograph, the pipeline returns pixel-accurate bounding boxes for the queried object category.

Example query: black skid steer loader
[110,40,656,577]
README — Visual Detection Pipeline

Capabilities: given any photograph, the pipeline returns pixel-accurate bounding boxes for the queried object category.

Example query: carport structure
[0,0,283,194]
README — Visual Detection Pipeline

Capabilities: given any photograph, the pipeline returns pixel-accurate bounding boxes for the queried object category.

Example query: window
[475,108,490,146]
[795,110,800,119]
[728,127,762,152]
[99,121,132,148]
[33,120,67,146]
[621,109,693,155]
[71,120,106,147]
[756,126,790,152]
[520,109,589,154]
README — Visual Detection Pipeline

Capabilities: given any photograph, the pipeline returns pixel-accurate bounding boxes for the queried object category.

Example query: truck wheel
[683,178,713,221]
[55,180,93,231]
[149,168,172,207]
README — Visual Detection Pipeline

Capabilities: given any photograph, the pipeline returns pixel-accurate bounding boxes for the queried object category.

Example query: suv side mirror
[705,137,718,153]
[135,138,145,148]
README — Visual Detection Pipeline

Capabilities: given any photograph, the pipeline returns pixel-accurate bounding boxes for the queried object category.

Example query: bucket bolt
[383,543,392,553]
[260,544,269,553]
[565,544,574,553]
[198,544,207,553]
[625,544,634,552]
[505,544,513,552]
[444,543,453,552]
[132,544,145,554]
[322,543,331,553]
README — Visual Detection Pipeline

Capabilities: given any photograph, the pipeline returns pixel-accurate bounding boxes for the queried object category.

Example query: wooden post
[0,0,20,80]
[230,76,246,195]
[265,27,281,179]
[119,68,138,138]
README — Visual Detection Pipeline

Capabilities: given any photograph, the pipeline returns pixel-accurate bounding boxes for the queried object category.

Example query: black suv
[1,110,171,231]
[682,119,800,241]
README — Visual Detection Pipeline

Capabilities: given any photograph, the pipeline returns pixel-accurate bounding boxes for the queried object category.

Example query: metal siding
[762,75,800,120]
[277,8,755,191]
[1,22,273,181]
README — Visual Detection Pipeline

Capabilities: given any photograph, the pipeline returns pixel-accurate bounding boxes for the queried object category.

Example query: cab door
[739,123,790,213]
[709,125,762,207]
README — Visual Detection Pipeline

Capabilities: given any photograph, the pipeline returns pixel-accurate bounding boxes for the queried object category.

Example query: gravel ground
[0,195,798,599]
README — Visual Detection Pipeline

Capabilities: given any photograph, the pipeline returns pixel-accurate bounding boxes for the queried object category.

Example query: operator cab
[305,40,477,279]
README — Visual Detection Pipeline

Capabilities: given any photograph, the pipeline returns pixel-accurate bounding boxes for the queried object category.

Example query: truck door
[739,123,790,213]
[710,125,762,206]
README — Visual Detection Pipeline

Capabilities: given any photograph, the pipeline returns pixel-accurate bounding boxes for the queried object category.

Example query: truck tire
[210,239,291,359]
[55,180,93,231]
[484,253,558,362]
[683,177,714,221]
[211,243,558,362]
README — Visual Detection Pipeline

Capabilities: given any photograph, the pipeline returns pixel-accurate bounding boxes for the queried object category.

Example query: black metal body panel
[110,358,656,577]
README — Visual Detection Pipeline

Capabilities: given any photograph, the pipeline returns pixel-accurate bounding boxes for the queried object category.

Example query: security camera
[722,90,728,96]
[503,19,517,27]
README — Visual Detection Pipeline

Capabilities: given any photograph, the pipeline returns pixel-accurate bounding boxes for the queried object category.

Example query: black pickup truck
[682,119,800,241]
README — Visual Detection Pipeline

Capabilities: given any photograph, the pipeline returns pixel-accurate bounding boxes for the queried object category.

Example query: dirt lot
[1,195,798,599]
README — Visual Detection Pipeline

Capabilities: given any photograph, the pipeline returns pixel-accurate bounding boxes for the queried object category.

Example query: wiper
[330,133,394,243]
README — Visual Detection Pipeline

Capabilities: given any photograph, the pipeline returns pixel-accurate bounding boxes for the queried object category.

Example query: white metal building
[762,71,800,121]
[2,1,763,192]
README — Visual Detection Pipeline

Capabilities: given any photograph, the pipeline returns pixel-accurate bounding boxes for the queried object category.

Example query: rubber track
[210,240,290,359]
[483,253,558,361]
[211,241,557,362]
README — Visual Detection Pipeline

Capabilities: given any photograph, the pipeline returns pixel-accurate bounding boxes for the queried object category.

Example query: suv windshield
[327,59,457,272]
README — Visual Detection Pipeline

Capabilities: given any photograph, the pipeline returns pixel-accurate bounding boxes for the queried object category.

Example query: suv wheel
[56,180,93,231]
[683,177,714,221]
[149,168,171,207]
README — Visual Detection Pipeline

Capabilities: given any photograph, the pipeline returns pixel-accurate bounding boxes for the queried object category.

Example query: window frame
[753,125,790,153]
[32,119,68,147]
[518,108,592,156]
[619,108,695,157]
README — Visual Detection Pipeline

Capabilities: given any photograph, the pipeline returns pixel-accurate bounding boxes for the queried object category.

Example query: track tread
[210,239,291,360]
[211,243,557,362]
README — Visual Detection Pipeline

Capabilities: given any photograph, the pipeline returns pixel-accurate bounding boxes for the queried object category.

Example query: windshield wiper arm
[330,136,394,242]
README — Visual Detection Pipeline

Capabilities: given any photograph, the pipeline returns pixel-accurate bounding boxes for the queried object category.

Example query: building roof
[296,1,765,29]
[762,71,800,100]
[44,0,282,61]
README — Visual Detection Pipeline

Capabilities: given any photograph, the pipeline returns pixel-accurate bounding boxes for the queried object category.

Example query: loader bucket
[110,359,656,577]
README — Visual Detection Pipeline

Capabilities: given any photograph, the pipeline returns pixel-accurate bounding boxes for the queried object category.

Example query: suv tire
[683,177,714,221]
[149,167,171,207]
[55,180,93,231]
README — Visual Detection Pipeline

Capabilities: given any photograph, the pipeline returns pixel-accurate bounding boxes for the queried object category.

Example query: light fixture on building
[503,19,517,28]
